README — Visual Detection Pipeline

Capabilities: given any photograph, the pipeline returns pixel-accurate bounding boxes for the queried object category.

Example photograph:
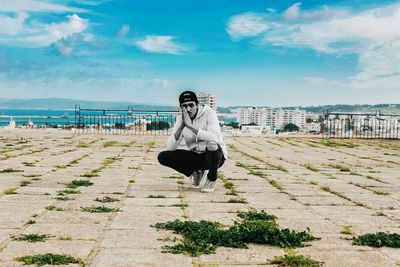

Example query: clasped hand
[181,107,193,128]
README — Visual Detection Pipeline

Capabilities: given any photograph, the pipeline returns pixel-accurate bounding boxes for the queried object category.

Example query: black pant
[157,146,225,181]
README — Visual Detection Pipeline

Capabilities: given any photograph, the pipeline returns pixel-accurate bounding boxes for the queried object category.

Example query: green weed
[94,196,119,203]
[304,164,319,172]
[147,195,166,198]
[0,168,24,173]
[3,187,18,194]
[46,205,64,211]
[340,226,353,235]
[153,210,318,256]
[103,141,119,148]
[15,254,82,266]
[269,250,322,267]
[227,198,247,204]
[81,206,120,213]
[66,180,93,189]
[12,234,48,242]
[353,232,400,247]
[20,180,31,187]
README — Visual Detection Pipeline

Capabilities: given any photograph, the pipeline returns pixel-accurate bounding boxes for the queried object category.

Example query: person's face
[181,101,198,119]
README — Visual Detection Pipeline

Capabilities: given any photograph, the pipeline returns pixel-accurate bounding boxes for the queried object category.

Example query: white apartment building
[196,92,217,110]
[238,107,306,131]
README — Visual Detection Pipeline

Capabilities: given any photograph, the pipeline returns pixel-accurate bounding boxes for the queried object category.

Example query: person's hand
[182,107,192,128]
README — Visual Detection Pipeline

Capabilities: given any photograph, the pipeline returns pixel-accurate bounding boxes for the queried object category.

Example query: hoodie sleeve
[196,109,220,143]
[166,115,183,150]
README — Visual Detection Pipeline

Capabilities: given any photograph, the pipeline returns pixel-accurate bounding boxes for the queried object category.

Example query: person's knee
[157,151,168,165]
[206,141,219,151]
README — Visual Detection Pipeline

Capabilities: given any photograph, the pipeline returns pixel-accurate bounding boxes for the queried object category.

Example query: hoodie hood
[195,104,212,120]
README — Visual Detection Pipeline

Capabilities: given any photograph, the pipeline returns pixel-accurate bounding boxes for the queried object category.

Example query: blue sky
[0,0,399,107]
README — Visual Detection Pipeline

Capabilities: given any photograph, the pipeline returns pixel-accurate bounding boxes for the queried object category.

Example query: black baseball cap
[179,91,198,105]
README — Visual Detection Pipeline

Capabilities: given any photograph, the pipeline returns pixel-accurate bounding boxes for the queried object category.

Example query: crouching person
[158,91,228,193]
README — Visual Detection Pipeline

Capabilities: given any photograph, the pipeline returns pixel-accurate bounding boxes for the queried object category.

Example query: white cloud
[72,0,112,6]
[0,0,85,13]
[228,3,400,90]
[117,24,130,37]
[152,78,169,88]
[226,13,269,39]
[0,12,28,35]
[304,77,342,86]
[283,2,301,20]
[20,14,88,47]
[135,35,189,55]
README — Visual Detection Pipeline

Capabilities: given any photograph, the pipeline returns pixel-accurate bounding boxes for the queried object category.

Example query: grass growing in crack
[249,170,268,179]
[46,205,64,211]
[224,182,235,190]
[235,162,260,170]
[80,171,99,178]
[95,196,119,203]
[15,254,82,266]
[3,187,17,194]
[330,164,351,172]
[147,195,166,198]
[319,140,358,148]
[12,234,49,242]
[237,210,276,221]
[374,191,390,196]
[268,250,322,267]
[26,220,36,225]
[66,180,93,189]
[58,189,80,194]
[22,161,36,167]
[269,180,283,190]
[0,168,24,173]
[340,226,353,235]
[153,210,318,256]
[23,174,41,178]
[55,196,73,201]
[353,232,400,247]
[20,180,31,187]
[304,164,319,172]
[103,140,119,148]
[81,206,120,213]
[227,198,247,204]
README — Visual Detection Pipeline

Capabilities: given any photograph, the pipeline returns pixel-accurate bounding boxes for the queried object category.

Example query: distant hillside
[219,104,400,114]
[0,98,176,111]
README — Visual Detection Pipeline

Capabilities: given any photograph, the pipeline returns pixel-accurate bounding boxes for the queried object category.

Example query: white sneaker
[191,170,207,187]
[201,179,216,193]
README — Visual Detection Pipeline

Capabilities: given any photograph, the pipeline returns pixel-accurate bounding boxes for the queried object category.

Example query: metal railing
[74,105,179,135]
[323,110,400,139]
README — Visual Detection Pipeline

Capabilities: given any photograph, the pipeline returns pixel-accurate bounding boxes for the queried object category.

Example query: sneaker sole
[201,188,215,193]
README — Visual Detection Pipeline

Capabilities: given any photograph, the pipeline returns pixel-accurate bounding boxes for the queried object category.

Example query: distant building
[197,92,217,110]
[237,107,306,131]
[306,122,321,134]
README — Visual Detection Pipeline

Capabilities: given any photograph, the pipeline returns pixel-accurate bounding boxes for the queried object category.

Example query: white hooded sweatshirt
[166,104,228,159]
